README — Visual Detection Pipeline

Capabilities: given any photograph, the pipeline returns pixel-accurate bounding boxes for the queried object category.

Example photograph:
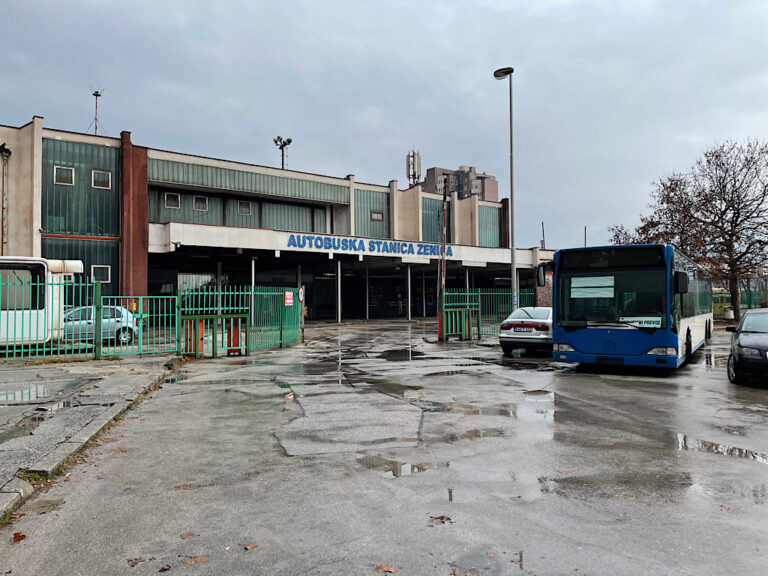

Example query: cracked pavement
[1,320,767,575]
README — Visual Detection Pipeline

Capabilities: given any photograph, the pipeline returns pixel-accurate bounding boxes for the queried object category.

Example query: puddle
[363,381,424,397]
[539,472,693,499]
[440,428,506,442]
[715,425,746,436]
[164,372,188,384]
[357,455,449,478]
[2,384,49,402]
[378,349,425,361]
[413,400,513,417]
[676,433,768,464]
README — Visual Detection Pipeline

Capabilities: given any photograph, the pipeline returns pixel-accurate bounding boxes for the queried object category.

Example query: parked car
[64,305,139,345]
[726,308,768,384]
[499,306,553,355]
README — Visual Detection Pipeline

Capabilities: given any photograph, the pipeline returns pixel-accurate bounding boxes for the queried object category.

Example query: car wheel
[727,354,743,384]
[118,328,134,345]
[501,343,515,356]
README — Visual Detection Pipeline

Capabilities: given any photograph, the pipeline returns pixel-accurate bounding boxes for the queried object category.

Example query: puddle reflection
[358,455,449,478]
[676,433,768,464]
[2,384,49,402]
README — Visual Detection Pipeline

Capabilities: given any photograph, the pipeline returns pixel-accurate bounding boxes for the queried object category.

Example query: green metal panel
[148,159,350,205]
[42,139,120,237]
[422,197,451,243]
[478,205,503,248]
[354,189,390,238]
[224,198,261,228]
[262,202,313,232]
[41,237,120,297]
[149,187,223,225]
[313,207,326,233]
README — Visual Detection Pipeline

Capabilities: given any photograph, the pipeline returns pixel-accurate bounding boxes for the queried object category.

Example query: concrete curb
[0,369,167,517]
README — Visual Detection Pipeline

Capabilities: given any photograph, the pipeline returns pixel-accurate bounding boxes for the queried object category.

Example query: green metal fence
[179,285,302,357]
[1,278,303,360]
[0,277,96,359]
[442,288,535,340]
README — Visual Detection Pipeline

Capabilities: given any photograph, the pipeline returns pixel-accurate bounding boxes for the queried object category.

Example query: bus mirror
[674,271,689,294]
[536,264,546,287]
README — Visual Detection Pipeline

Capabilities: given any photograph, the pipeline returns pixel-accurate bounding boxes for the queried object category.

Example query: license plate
[514,327,532,332]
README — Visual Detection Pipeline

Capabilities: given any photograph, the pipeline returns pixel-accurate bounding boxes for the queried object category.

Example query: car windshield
[557,268,667,328]
[507,308,549,320]
[741,314,768,333]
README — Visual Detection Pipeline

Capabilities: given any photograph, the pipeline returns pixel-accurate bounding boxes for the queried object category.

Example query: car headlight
[554,344,574,352]
[739,346,761,357]
[646,347,677,356]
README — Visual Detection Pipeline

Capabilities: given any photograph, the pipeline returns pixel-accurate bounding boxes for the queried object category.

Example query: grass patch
[0,510,13,527]
[27,357,89,366]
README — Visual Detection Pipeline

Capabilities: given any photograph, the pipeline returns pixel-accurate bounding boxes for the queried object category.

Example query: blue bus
[541,245,712,368]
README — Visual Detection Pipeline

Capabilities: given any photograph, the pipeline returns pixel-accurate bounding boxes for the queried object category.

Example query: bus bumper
[552,351,681,368]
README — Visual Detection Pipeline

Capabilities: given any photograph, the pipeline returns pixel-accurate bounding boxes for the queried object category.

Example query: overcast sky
[2,0,767,249]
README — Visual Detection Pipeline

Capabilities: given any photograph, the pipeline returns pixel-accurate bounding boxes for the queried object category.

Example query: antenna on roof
[406,150,421,186]
[88,86,104,135]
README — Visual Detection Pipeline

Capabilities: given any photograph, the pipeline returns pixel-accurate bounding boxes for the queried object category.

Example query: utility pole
[273,136,292,169]
[88,86,104,135]
[438,175,448,340]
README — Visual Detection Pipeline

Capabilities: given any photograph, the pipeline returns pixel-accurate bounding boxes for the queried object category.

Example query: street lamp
[273,136,292,169]
[493,66,516,310]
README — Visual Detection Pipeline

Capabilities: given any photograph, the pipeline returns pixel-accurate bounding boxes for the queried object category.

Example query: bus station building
[0,115,553,321]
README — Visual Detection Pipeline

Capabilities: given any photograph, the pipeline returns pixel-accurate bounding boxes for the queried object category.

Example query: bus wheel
[705,320,712,341]
[685,330,693,363]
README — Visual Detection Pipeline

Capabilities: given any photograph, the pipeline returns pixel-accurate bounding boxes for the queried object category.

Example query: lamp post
[493,67,516,310]
[273,136,292,169]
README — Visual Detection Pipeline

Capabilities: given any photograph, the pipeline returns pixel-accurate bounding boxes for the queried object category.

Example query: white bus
[0,257,84,347]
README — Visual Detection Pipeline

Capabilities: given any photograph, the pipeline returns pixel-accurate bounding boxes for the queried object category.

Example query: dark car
[726,309,768,384]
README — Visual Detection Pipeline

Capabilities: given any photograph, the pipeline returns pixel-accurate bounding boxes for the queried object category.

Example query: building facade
[0,116,552,321]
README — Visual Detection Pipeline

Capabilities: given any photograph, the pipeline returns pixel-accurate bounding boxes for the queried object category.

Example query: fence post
[477,289,482,340]
[93,282,102,360]
[175,292,182,356]
[280,292,285,348]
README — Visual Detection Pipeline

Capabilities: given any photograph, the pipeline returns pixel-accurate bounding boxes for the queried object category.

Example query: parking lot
[1,320,767,575]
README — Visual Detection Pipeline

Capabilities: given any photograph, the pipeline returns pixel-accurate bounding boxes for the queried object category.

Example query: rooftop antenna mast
[88,86,104,135]
[406,150,421,186]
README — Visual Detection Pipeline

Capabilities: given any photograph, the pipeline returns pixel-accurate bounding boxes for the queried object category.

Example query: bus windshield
[557,268,668,329]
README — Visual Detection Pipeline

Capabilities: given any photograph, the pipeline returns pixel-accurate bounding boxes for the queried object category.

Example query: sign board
[285,291,294,307]
[298,286,305,303]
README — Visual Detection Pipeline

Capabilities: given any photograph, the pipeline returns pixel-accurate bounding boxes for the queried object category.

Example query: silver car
[64,305,139,345]
[499,306,553,355]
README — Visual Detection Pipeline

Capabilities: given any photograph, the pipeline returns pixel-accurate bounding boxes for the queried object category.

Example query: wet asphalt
[1,320,767,575]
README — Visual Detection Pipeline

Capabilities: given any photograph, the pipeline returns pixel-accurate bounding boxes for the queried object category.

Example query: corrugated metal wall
[262,202,314,232]
[148,187,224,225]
[224,198,260,228]
[148,159,350,205]
[313,207,326,234]
[422,197,451,243]
[41,237,120,296]
[478,205,502,247]
[354,189,390,238]
[41,139,120,237]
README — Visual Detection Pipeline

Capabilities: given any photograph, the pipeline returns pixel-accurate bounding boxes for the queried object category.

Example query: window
[238,201,251,216]
[67,307,92,322]
[370,210,384,222]
[54,166,75,186]
[165,193,180,209]
[91,265,111,283]
[103,307,122,319]
[92,170,111,189]
[193,196,208,212]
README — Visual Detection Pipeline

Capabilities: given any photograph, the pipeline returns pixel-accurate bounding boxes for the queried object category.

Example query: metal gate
[442,288,536,340]
[100,295,177,356]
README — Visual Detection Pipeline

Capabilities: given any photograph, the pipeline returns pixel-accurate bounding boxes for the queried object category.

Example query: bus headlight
[554,344,575,352]
[646,347,677,356]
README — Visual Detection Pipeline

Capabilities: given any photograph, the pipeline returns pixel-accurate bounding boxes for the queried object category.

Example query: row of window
[163,193,384,223]
[163,192,253,215]
[53,166,112,189]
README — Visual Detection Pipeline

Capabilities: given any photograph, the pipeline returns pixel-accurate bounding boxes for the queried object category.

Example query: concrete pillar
[407,264,412,321]
[422,270,426,317]
[365,265,369,321]
[348,174,356,236]
[336,259,342,324]
[297,264,302,288]
[389,180,399,239]
[465,267,470,291]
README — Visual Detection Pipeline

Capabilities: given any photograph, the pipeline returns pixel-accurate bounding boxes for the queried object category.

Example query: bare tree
[609,140,768,320]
